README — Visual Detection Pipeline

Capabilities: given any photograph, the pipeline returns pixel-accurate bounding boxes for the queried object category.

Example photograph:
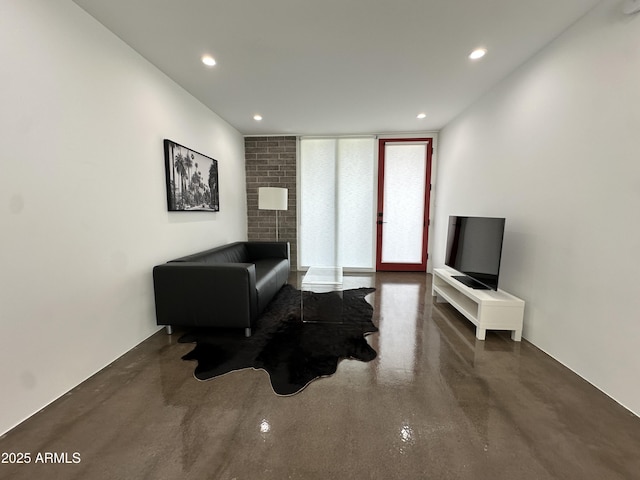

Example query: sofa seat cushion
[254,258,289,312]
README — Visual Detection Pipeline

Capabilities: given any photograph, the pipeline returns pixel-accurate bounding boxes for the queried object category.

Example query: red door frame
[376,138,433,271]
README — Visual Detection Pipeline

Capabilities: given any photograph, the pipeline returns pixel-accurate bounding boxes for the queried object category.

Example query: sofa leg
[245,328,251,337]
[165,325,173,335]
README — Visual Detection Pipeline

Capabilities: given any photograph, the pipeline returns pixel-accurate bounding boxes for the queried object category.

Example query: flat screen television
[445,216,506,291]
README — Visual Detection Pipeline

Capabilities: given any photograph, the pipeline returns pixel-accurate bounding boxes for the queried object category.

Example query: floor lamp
[258,187,288,241]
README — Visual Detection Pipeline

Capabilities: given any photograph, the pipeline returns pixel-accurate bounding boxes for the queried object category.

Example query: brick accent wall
[245,136,297,270]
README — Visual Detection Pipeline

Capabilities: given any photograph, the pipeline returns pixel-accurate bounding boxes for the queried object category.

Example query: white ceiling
[73,0,600,136]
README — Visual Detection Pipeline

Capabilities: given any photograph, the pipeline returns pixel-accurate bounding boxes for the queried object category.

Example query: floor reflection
[375,281,423,386]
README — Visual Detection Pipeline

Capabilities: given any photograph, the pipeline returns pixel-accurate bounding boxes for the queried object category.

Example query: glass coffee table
[301,266,344,323]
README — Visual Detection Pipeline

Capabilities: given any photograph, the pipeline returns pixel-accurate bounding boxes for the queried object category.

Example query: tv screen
[445,216,505,290]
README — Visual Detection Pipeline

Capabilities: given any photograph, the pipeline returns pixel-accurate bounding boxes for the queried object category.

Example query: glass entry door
[376,138,433,271]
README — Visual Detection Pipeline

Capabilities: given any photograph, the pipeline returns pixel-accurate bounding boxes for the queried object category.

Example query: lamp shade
[258,187,288,210]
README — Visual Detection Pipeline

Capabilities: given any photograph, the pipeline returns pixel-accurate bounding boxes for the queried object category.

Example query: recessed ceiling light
[201,55,216,67]
[469,48,487,60]
[416,113,426,119]
[253,114,263,121]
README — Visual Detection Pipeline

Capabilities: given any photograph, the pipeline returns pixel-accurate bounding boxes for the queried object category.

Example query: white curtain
[299,137,375,269]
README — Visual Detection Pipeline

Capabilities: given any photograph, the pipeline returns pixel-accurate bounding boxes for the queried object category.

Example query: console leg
[476,327,486,340]
[165,325,173,335]
[511,329,522,342]
[245,328,252,338]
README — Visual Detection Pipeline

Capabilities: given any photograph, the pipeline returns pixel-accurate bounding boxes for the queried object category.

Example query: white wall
[434,0,640,415]
[0,0,247,434]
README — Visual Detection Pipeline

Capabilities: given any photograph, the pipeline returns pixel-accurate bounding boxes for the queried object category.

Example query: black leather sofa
[153,241,290,336]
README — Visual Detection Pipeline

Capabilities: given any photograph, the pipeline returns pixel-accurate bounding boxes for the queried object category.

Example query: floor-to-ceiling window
[299,137,375,270]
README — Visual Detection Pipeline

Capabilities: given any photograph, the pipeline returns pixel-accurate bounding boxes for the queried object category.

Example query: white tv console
[432,268,525,341]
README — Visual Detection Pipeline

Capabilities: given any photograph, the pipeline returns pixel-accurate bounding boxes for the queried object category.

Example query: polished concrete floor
[1,272,639,480]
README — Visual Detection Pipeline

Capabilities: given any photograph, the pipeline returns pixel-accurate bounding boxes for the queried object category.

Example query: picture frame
[163,139,219,212]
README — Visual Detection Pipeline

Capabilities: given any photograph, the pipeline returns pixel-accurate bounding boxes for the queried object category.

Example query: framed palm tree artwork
[163,139,220,212]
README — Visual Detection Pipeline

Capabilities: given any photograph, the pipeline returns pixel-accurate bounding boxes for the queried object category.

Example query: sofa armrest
[246,241,290,261]
[153,262,257,328]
